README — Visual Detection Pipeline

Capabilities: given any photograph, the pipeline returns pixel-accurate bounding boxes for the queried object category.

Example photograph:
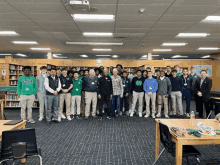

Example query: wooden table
[0,120,27,163]
[155,119,220,165]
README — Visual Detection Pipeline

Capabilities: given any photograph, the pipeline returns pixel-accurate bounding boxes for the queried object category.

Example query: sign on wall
[193,65,212,77]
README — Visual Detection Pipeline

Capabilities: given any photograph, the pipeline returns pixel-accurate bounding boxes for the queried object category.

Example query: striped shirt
[111,75,124,96]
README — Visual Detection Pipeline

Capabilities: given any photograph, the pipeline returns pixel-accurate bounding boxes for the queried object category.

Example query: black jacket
[194,77,212,102]
[181,75,193,92]
[98,76,113,96]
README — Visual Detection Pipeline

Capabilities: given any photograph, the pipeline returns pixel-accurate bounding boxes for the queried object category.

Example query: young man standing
[143,71,158,118]
[128,68,136,111]
[56,68,61,77]
[17,66,37,123]
[44,68,61,125]
[121,71,131,115]
[81,69,89,117]
[71,71,82,119]
[174,65,183,76]
[153,69,160,79]
[98,68,113,120]
[116,64,123,77]
[156,70,171,118]
[170,69,183,118]
[78,70,84,80]
[36,66,47,121]
[181,69,193,118]
[130,70,145,117]
[58,68,73,121]
[165,66,172,78]
[83,69,99,119]
[111,68,124,117]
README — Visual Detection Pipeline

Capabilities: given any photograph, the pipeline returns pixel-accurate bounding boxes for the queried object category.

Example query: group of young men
[17,64,212,125]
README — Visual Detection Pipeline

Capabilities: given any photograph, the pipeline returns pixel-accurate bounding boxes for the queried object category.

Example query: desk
[155,119,220,165]
[0,120,27,163]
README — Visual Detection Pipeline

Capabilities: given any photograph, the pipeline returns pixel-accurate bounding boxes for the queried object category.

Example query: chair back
[159,121,175,153]
[1,128,38,160]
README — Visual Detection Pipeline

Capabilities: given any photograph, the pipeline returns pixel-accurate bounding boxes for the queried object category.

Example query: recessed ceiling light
[30,48,51,50]
[201,55,210,58]
[176,33,209,37]
[152,49,172,52]
[151,55,160,56]
[203,16,220,22]
[80,54,88,58]
[112,55,118,58]
[71,14,115,22]
[83,32,113,37]
[96,55,111,56]
[53,54,62,56]
[93,49,112,51]
[0,31,19,36]
[171,55,188,58]
[66,42,123,45]
[198,47,219,50]
[0,54,12,56]
[12,41,38,44]
[15,53,27,57]
[162,43,187,46]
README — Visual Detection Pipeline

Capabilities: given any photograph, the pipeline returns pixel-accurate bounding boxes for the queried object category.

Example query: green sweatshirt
[17,75,37,96]
[108,72,112,77]
[177,72,183,77]
[71,78,82,96]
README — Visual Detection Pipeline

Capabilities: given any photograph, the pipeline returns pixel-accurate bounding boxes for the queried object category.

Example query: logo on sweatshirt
[136,80,142,86]
[22,79,33,85]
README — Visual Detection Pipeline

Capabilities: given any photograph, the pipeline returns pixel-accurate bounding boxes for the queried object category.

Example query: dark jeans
[182,90,191,114]
[99,95,111,117]
[120,93,129,113]
[111,95,121,115]
[194,93,200,113]
[197,96,210,118]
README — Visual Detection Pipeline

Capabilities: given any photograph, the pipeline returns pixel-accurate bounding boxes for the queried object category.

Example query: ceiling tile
[116,14,161,22]
[116,22,154,28]
[7,0,61,3]
[115,28,149,33]
[173,0,220,6]
[118,0,174,5]
[0,20,37,26]
[148,28,186,33]
[154,22,195,28]
[158,15,206,22]
[0,13,30,21]
[0,3,20,13]
[43,27,81,33]
[37,21,77,28]
[4,26,44,31]
[28,13,73,22]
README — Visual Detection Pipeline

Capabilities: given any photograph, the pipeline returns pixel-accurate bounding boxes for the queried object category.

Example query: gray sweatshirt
[156,77,171,95]
[36,74,47,94]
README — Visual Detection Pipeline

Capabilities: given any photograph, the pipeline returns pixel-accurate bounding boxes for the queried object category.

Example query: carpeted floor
[2,101,220,165]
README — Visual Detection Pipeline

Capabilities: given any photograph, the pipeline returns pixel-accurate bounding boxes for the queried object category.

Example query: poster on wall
[193,65,212,77]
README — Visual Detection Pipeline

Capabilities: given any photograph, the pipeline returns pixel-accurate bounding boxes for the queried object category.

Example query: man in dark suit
[194,70,212,118]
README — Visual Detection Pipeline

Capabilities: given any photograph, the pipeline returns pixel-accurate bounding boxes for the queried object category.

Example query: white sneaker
[152,114,155,119]
[130,112,134,117]
[156,113,161,118]
[144,114,150,118]
[28,119,35,124]
[67,116,72,121]
[165,115,169,119]
[38,116,44,121]
[58,117,61,122]
[139,113,142,117]
[61,114,66,119]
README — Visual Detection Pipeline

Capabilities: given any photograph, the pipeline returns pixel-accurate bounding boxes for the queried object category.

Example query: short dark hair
[51,67,56,71]
[148,71,152,73]
[47,69,51,71]
[67,70,73,75]
[166,65,171,68]
[71,67,76,70]
[73,71,79,75]
[200,70,207,73]
[183,68,188,71]
[94,68,100,72]
[84,69,89,73]
[40,66,47,70]
[172,69,177,73]
[56,68,61,71]
[190,66,195,69]
[122,71,127,74]
[142,70,147,74]
[116,64,123,68]
[61,67,67,71]
[155,69,160,72]
[174,65,179,68]
[160,70,165,74]
[136,70,142,73]
[23,66,31,70]
[79,70,84,73]
[146,67,151,70]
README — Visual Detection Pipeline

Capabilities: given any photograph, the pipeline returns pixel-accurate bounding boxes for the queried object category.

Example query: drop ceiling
[0,0,220,59]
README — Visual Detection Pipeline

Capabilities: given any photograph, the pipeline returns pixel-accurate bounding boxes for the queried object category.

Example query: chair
[0,128,42,165]
[207,99,220,119]
[153,121,201,165]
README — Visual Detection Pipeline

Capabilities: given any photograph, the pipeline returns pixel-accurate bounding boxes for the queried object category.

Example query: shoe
[186,113,190,118]
[76,115,81,119]
[98,117,102,121]
[165,115,169,119]
[92,116,97,119]
[51,117,55,121]
[67,116,72,121]
[58,117,61,122]
[53,120,59,123]
[38,116,44,121]
[130,112,134,117]
[119,112,123,116]
[61,113,66,119]
[107,116,112,120]
[152,114,155,119]
[139,113,142,117]
[156,113,161,118]
[144,114,150,118]
[28,119,35,124]
[116,114,119,118]
[46,121,51,125]
[85,116,89,119]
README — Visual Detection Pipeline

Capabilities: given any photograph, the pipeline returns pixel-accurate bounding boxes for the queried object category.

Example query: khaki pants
[85,92,97,117]
[58,93,71,118]
[145,92,156,115]
[37,92,47,118]
[20,94,35,120]
[157,95,168,115]
[71,95,81,115]
[131,91,144,114]
[170,91,183,115]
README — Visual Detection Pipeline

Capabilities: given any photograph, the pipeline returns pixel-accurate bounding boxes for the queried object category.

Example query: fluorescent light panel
[83,32,113,37]
[201,55,210,58]
[0,54,11,55]
[152,49,172,52]
[30,48,51,50]
[80,54,88,58]
[171,55,188,58]
[176,33,209,37]
[96,55,111,56]
[142,55,147,58]
[93,49,112,51]
[0,31,19,36]
[66,42,122,45]
[12,41,38,44]
[198,47,219,50]
[162,43,187,46]
[151,55,160,56]
[15,53,27,57]
[112,55,118,58]
[72,14,115,21]
[204,16,220,21]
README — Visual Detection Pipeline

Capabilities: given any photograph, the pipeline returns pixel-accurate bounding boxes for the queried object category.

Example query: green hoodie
[71,78,82,96]
[17,75,37,96]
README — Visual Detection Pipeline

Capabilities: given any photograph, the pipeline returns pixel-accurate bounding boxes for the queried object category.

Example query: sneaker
[61,113,66,119]
[130,112,134,117]
[71,115,74,119]
[139,113,143,117]
[126,111,130,116]
[186,113,190,118]
[58,117,61,122]
[119,112,123,116]
[38,116,44,121]
[152,114,155,119]
[144,114,150,118]
[67,116,72,121]
[165,115,169,119]
[76,115,81,119]
[107,116,112,120]
[156,113,161,118]
[28,119,35,124]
